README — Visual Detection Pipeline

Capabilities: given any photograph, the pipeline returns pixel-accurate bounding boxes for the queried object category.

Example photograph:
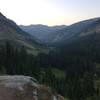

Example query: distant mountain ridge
[20,17,100,46]
[20,24,67,43]
[53,17,100,45]
[1,12,100,49]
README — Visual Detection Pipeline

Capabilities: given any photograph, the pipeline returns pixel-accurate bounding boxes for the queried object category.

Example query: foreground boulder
[0,75,64,100]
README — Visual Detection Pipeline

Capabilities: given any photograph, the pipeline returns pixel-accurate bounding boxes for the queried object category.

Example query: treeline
[0,42,41,79]
[0,42,65,97]
[0,40,100,100]
[36,33,100,100]
[37,50,97,100]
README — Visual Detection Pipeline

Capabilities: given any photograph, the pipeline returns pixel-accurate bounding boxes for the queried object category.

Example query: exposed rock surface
[0,75,64,100]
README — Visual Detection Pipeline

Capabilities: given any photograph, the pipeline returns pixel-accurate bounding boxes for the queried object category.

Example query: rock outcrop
[0,75,64,100]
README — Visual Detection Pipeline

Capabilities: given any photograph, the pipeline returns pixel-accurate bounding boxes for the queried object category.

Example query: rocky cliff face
[0,75,64,100]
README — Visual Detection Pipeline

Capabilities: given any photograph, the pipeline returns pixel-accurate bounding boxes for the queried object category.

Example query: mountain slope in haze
[51,17,100,46]
[20,18,100,46]
[20,24,66,43]
[0,12,44,54]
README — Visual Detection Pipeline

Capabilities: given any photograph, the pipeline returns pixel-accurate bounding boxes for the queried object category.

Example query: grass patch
[51,68,66,79]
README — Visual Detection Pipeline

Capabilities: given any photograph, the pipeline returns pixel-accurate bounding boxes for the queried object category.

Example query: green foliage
[0,41,100,100]
[0,42,41,79]
[51,68,65,79]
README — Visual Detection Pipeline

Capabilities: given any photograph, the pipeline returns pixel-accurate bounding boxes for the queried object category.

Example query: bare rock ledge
[0,75,65,100]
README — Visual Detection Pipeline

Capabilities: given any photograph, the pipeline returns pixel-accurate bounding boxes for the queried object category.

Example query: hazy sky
[0,0,100,26]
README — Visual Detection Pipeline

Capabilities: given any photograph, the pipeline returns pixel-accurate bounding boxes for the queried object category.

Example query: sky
[0,0,100,26]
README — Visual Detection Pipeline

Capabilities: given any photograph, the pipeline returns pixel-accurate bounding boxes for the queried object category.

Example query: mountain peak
[0,12,6,19]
